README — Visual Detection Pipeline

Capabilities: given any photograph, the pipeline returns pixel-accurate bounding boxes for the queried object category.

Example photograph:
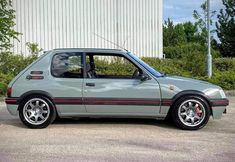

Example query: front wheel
[19,96,56,128]
[171,96,211,130]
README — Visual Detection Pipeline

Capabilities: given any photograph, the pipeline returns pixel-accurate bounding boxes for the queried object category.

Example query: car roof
[51,48,127,54]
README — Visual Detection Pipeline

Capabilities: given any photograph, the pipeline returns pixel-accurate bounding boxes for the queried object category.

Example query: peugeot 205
[5,48,229,130]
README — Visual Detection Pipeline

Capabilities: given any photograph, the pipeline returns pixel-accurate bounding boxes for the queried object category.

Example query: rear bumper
[6,104,18,116]
[5,98,18,105]
[5,98,19,116]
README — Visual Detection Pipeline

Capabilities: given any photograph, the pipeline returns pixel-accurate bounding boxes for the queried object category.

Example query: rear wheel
[171,96,210,130]
[19,95,56,128]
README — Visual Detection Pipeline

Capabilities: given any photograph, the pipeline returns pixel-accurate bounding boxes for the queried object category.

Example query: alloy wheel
[177,99,206,127]
[23,98,50,125]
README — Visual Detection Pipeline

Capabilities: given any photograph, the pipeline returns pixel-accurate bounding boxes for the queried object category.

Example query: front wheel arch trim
[167,90,212,117]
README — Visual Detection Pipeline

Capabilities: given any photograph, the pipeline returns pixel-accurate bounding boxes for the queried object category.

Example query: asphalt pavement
[0,98,235,162]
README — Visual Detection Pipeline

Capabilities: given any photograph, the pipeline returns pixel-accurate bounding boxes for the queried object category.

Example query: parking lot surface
[0,97,235,162]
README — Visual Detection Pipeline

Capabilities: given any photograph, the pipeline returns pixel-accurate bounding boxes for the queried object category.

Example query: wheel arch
[167,90,212,117]
[17,90,56,111]
[17,90,57,128]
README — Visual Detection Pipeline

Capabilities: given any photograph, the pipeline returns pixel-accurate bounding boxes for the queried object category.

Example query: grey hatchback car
[5,48,229,130]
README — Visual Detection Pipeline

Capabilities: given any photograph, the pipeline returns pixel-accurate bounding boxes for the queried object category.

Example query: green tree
[182,22,202,43]
[26,42,43,58]
[163,18,187,47]
[193,1,217,45]
[0,52,26,75]
[216,0,235,57]
[0,0,20,50]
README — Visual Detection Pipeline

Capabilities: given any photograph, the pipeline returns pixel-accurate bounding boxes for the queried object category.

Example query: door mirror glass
[140,73,150,81]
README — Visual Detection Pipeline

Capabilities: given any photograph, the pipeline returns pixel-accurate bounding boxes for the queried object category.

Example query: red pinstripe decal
[5,99,17,102]
[53,99,83,103]
[53,98,173,105]
[161,99,172,106]
[211,99,229,106]
[85,99,160,104]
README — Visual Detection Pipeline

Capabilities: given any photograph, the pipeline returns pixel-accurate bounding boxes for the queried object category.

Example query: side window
[86,54,141,79]
[51,53,83,78]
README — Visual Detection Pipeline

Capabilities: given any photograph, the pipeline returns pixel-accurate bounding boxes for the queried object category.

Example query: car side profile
[5,48,229,130]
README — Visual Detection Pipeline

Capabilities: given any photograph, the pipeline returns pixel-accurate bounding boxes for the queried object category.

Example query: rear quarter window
[51,52,83,78]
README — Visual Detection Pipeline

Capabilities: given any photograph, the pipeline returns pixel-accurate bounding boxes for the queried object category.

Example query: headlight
[219,89,226,98]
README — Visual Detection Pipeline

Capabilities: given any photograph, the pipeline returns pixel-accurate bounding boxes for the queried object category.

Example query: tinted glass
[51,53,83,78]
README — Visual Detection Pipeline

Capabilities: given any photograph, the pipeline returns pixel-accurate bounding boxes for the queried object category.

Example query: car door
[49,51,86,116]
[83,53,161,116]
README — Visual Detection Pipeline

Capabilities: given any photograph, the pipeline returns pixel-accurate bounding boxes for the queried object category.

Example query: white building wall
[12,0,163,58]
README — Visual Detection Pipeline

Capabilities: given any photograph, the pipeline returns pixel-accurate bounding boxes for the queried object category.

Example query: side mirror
[140,73,150,81]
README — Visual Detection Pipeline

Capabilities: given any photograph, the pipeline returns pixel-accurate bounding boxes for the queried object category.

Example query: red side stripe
[211,99,229,106]
[161,99,172,106]
[85,99,160,104]
[5,99,17,102]
[53,99,83,103]
[53,99,173,105]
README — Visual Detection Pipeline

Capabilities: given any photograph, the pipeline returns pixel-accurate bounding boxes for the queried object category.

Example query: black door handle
[86,83,95,87]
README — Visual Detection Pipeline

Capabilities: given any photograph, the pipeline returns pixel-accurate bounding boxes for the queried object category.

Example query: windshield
[128,52,163,77]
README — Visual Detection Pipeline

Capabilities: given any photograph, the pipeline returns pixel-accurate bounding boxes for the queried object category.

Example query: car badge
[169,85,174,91]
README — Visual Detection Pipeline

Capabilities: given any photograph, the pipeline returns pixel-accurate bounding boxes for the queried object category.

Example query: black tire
[171,96,211,130]
[19,95,56,129]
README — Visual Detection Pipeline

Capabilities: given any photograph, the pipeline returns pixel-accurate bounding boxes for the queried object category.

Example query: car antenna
[93,32,129,52]
[122,36,130,49]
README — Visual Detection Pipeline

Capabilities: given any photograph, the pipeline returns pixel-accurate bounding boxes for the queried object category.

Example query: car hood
[155,75,225,99]
[165,75,215,86]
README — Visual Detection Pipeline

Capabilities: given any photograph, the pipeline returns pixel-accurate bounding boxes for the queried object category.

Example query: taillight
[7,87,12,97]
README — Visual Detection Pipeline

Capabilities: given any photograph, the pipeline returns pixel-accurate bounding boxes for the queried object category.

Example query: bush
[0,73,14,96]
[213,58,235,71]
[142,58,190,76]
[164,43,220,59]
[94,58,136,76]
[163,43,208,77]
[143,57,235,90]
[181,51,206,77]
[209,71,235,90]
[0,52,37,76]
[0,82,7,96]
[164,43,205,59]
[0,52,38,96]
[0,73,14,83]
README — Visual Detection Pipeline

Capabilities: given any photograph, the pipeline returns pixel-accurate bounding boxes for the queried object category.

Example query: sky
[163,0,224,25]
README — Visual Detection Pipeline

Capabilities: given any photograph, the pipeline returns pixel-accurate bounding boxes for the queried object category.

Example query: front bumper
[210,98,229,119]
[211,106,226,119]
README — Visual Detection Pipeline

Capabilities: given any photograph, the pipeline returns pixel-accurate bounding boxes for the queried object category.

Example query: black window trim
[50,52,84,79]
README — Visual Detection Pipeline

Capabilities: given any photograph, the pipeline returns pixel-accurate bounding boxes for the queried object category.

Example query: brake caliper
[195,104,203,117]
